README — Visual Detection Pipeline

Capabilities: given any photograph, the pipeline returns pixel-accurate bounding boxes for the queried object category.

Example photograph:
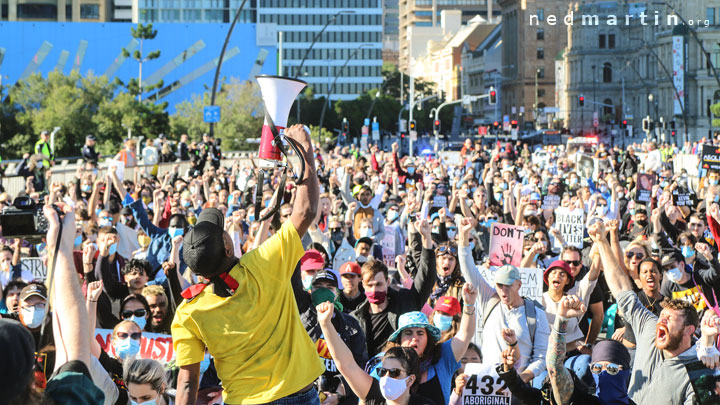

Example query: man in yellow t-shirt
[172,124,323,405]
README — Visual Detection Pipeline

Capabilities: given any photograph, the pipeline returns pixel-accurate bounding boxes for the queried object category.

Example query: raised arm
[44,204,91,368]
[457,217,494,296]
[547,296,586,405]
[451,283,478,361]
[86,280,104,359]
[316,302,374,400]
[287,124,319,237]
[589,221,634,297]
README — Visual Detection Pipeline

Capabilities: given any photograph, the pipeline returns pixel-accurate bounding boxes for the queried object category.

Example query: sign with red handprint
[489,223,524,267]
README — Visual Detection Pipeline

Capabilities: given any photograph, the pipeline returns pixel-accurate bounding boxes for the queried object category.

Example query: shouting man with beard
[589,221,700,404]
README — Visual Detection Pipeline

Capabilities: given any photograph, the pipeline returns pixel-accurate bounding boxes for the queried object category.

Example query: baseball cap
[0,319,36,402]
[158,133,167,139]
[339,262,361,276]
[86,134,97,141]
[311,270,339,288]
[494,265,521,286]
[197,207,224,229]
[661,250,684,268]
[182,221,227,277]
[300,250,325,272]
[19,283,47,302]
[433,296,461,317]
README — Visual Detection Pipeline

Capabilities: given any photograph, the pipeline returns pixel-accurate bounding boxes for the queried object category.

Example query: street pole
[208,0,248,138]
[294,10,355,124]
[318,44,372,132]
[534,68,539,130]
[592,65,596,135]
[409,75,415,157]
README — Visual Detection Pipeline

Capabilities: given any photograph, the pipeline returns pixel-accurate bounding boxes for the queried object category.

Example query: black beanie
[592,339,631,369]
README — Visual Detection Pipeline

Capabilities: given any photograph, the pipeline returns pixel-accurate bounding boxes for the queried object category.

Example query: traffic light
[642,118,650,131]
[489,88,496,105]
[578,95,585,107]
[671,130,677,137]
[342,119,349,141]
[433,119,440,133]
[511,120,518,129]
[621,120,627,129]
[670,120,676,130]
[409,120,416,131]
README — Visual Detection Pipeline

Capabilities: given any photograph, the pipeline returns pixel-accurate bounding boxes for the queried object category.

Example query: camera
[0,197,57,240]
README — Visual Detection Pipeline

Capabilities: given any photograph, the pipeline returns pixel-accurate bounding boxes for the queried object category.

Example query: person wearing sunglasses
[620,241,650,288]
[315,301,435,405]
[120,294,151,332]
[430,242,464,309]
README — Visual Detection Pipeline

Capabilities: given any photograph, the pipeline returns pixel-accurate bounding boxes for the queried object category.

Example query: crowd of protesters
[3,126,720,405]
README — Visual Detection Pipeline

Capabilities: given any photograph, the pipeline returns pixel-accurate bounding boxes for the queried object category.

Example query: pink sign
[489,223,524,267]
[95,329,175,363]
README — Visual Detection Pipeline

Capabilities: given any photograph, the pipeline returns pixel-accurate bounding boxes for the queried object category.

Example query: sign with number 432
[462,363,511,405]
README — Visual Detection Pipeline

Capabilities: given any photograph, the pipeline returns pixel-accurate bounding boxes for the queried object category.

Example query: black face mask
[635,220,648,227]
[332,231,344,243]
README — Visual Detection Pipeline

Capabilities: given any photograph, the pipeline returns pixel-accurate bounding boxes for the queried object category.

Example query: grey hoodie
[617,290,696,405]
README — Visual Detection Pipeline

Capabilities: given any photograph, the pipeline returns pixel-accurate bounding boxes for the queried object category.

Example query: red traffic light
[511,120,518,125]
[490,90,496,97]
[622,120,627,125]
[401,133,405,138]
[493,121,499,127]
[434,120,440,126]
[579,96,584,101]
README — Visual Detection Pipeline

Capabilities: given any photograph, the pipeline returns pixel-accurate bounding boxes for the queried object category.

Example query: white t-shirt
[0,267,35,289]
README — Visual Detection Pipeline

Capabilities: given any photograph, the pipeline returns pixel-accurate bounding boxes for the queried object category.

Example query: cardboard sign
[106,159,126,182]
[553,207,584,249]
[636,173,656,203]
[576,154,598,181]
[478,266,543,302]
[95,329,175,364]
[489,223,524,267]
[701,144,720,172]
[381,225,397,269]
[462,363,511,405]
[21,257,46,282]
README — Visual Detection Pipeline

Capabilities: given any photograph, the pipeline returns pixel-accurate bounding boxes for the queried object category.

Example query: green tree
[120,24,163,101]
[711,102,720,127]
[171,78,263,150]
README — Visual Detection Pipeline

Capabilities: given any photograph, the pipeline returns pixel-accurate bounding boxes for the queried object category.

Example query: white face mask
[596,205,608,216]
[380,376,411,400]
[360,228,373,238]
[666,267,683,283]
[21,306,46,329]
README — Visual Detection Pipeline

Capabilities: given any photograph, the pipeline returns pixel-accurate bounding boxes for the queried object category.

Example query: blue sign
[371,121,379,131]
[204,106,221,123]
[364,118,371,126]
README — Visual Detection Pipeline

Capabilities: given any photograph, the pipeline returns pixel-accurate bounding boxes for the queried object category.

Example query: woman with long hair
[315,301,436,404]
[124,358,175,405]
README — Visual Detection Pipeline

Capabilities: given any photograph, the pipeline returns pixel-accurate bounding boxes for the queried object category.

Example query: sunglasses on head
[122,309,147,319]
[116,332,142,340]
[436,245,458,255]
[590,362,623,375]
[378,367,406,378]
[625,251,644,260]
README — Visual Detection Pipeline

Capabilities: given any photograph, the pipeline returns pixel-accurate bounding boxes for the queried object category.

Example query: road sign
[592,112,599,128]
[361,125,369,136]
[203,106,221,123]
[399,119,407,132]
[463,95,471,105]
[410,130,417,141]
[364,118,370,126]
[371,121,380,140]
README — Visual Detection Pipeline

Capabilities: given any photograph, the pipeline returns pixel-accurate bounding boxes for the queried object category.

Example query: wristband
[508,341,518,347]
[464,303,476,308]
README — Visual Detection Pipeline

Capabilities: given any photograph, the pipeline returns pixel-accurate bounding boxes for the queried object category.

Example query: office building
[382,0,398,63]
[1,0,113,21]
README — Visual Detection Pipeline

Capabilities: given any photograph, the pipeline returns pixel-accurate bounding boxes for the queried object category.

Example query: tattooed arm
[547,296,586,405]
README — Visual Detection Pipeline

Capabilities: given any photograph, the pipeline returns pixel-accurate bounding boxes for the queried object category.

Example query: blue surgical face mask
[665,267,683,283]
[130,315,147,330]
[387,210,399,222]
[711,179,719,186]
[302,275,314,291]
[114,336,141,359]
[108,243,117,256]
[131,395,159,405]
[168,227,183,238]
[181,200,191,208]
[81,184,92,193]
[469,241,476,250]
[99,218,112,228]
[407,167,415,175]
[494,193,503,202]
[74,235,83,247]
[433,313,453,332]
[199,353,212,374]
[681,246,695,259]
[248,214,255,222]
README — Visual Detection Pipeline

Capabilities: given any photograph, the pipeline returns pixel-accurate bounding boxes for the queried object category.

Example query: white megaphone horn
[256,75,307,164]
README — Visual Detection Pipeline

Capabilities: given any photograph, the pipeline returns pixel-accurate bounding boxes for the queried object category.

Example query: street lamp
[648,93,659,139]
[534,68,541,129]
[318,44,373,131]
[295,10,356,123]
[591,64,597,134]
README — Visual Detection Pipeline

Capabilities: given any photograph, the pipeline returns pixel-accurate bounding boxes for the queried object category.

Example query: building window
[536,29,544,40]
[80,4,99,19]
[608,34,615,49]
[599,34,606,49]
[708,7,716,25]
[536,47,544,59]
[536,8,544,20]
[537,89,545,98]
[603,62,612,83]
[536,67,544,78]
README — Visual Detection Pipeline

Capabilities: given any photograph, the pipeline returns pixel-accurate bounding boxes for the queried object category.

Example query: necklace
[641,292,659,311]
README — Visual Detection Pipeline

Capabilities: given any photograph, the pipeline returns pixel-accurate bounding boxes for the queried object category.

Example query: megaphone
[256,75,307,165]
[253,75,308,223]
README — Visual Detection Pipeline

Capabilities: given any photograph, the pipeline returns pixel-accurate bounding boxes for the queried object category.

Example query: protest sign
[542,194,561,211]
[576,154,597,180]
[553,207,584,250]
[462,363,511,405]
[636,173,656,203]
[673,190,693,207]
[95,329,175,364]
[489,223,524,267]
[21,257,46,282]
[106,159,126,182]
[381,226,397,269]
[478,266,543,302]
[701,144,720,172]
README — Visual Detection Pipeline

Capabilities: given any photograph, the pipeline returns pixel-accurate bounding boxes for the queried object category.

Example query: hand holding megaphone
[284,124,313,154]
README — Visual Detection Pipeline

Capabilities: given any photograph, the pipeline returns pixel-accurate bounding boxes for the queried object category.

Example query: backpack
[480,295,543,355]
